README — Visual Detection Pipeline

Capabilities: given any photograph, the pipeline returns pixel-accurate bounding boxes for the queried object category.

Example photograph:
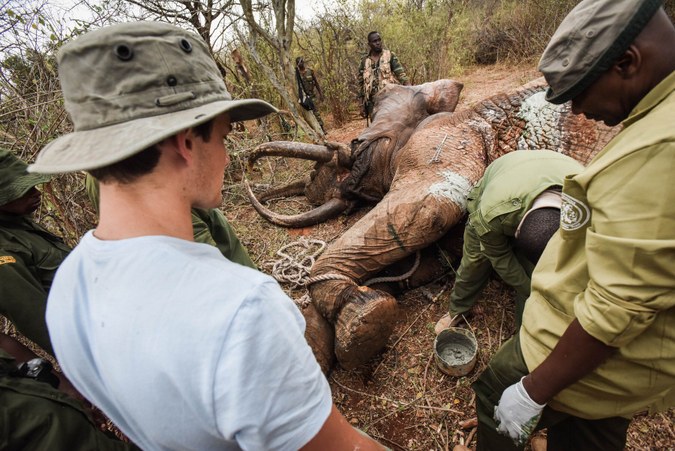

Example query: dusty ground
[235,63,675,451]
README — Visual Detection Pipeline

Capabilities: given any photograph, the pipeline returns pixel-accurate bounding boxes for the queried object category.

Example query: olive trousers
[472,334,630,451]
[1,367,138,451]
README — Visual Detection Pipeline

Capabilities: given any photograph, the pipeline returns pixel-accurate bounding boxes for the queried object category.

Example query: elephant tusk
[247,141,334,169]
[244,178,350,228]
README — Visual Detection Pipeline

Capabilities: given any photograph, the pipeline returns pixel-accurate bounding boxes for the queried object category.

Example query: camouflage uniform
[358,49,409,118]
[298,67,324,130]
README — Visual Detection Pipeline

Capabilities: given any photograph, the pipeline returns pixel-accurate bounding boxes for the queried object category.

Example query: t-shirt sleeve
[574,143,675,346]
[212,279,332,450]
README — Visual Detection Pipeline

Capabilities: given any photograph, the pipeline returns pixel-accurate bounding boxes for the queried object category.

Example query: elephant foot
[334,285,399,370]
[299,301,335,375]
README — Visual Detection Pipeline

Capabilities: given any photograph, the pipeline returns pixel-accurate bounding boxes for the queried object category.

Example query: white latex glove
[494,376,545,446]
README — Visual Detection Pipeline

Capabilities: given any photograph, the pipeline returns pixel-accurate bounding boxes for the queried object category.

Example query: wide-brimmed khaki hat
[539,0,662,105]
[29,21,277,174]
[0,149,51,206]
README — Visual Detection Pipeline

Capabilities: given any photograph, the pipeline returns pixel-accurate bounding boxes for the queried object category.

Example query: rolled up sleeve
[574,144,675,347]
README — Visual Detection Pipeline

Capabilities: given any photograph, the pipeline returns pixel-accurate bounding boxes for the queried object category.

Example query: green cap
[539,0,662,105]
[0,149,51,206]
[29,21,277,174]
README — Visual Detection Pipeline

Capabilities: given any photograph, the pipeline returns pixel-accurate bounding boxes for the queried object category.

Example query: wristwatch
[16,358,60,388]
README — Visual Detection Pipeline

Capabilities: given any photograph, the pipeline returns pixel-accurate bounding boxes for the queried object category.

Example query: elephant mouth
[244,141,354,228]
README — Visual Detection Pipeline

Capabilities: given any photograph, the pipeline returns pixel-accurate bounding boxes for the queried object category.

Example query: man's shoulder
[586,106,674,177]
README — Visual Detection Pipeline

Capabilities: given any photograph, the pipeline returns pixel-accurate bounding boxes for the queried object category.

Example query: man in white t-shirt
[29,21,386,451]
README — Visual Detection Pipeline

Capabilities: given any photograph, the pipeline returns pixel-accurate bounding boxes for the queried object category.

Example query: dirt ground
[235,63,675,451]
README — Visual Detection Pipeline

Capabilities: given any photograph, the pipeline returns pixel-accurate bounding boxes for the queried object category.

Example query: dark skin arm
[0,332,37,363]
[0,332,85,402]
[522,319,615,404]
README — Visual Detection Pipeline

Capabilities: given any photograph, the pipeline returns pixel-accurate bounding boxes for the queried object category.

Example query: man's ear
[171,129,195,163]
[614,44,642,78]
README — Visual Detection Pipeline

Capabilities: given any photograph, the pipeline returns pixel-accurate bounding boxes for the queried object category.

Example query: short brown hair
[89,119,216,183]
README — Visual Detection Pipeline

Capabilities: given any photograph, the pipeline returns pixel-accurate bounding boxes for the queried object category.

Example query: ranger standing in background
[296,56,326,132]
[358,31,410,121]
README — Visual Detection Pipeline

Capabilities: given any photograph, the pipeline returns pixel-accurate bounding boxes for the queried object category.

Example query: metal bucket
[434,327,478,377]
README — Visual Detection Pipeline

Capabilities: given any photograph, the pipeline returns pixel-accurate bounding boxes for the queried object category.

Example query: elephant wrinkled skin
[246,78,618,373]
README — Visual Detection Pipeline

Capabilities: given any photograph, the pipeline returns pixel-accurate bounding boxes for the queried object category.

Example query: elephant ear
[421,79,464,115]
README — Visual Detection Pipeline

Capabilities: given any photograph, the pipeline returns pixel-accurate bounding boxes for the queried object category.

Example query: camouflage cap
[0,149,51,206]
[29,21,277,174]
[539,0,662,105]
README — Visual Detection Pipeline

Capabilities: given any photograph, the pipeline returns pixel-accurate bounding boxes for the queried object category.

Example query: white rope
[267,240,423,308]
[363,250,421,286]
[267,237,327,289]
[266,238,361,308]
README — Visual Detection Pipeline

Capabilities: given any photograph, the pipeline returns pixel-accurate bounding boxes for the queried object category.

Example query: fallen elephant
[246,78,618,373]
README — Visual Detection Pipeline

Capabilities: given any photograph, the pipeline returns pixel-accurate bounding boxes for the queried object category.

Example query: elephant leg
[298,300,335,375]
[310,177,467,369]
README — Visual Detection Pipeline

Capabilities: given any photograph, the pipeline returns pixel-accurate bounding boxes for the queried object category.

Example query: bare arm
[300,405,387,451]
[0,332,37,363]
[522,319,615,404]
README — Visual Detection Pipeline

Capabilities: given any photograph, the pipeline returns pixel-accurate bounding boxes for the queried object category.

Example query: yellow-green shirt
[520,71,675,419]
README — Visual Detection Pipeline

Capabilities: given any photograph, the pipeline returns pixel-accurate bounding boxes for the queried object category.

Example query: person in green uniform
[0,332,139,450]
[0,149,70,356]
[296,56,325,132]
[0,151,138,449]
[357,31,410,120]
[459,1,675,450]
[85,174,257,269]
[434,150,583,334]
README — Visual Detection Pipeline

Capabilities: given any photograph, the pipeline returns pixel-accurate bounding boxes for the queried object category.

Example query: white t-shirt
[46,232,332,450]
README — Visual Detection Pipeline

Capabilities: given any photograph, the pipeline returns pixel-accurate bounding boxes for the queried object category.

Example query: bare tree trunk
[239,32,321,141]
[238,0,324,139]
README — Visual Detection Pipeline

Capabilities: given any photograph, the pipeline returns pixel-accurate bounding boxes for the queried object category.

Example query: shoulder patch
[560,193,590,231]
[0,256,17,265]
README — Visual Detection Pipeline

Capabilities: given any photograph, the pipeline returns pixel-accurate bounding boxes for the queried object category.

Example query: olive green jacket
[0,214,70,355]
[452,150,583,308]
[521,71,675,419]
[298,68,320,99]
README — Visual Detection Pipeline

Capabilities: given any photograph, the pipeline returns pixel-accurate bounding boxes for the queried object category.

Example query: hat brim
[0,172,52,206]
[29,99,277,174]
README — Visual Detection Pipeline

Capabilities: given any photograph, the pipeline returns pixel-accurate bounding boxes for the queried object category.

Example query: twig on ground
[465,426,477,447]
[459,417,478,429]
[369,432,408,451]
[373,303,433,376]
